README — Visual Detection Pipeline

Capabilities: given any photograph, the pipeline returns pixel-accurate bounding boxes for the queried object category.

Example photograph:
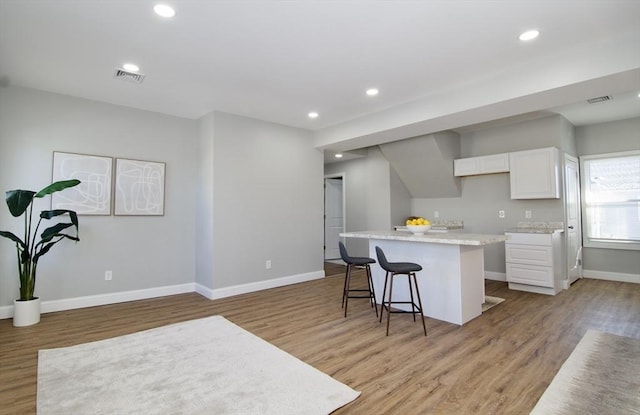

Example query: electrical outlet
[265,260,271,269]
[434,211,440,218]
[498,210,505,219]
[105,270,112,281]
[525,210,532,219]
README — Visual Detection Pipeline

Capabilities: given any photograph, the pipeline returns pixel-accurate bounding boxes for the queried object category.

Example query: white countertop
[340,230,508,246]
[505,228,564,234]
[505,221,564,234]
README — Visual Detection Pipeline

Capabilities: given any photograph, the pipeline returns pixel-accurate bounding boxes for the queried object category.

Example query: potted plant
[0,179,81,326]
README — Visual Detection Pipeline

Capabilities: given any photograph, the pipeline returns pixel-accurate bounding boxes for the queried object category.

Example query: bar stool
[339,241,378,318]
[375,246,427,336]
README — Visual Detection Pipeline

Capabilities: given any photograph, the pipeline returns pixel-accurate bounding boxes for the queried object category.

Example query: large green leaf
[0,230,27,249]
[34,241,57,262]
[35,179,81,198]
[41,209,79,227]
[5,190,36,217]
[40,222,75,242]
[34,233,79,262]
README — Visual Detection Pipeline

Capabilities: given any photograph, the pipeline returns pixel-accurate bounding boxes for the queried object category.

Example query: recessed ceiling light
[308,112,319,119]
[366,88,379,96]
[519,30,539,41]
[335,153,343,158]
[122,63,140,72]
[154,4,176,18]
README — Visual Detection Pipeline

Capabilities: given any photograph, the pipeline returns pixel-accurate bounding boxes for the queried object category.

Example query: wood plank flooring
[1,265,639,414]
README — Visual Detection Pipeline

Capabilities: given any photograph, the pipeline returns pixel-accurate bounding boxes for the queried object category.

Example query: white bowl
[406,224,431,235]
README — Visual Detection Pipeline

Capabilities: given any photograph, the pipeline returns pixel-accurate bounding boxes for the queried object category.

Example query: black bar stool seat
[339,241,378,318]
[375,246,427,336]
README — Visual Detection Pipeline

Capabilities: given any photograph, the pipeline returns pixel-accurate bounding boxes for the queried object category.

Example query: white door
[564,154,583,285]
[324,177,344,260]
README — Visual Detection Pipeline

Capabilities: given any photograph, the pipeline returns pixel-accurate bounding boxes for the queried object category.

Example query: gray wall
[412,174,563,274]
[461,115,573,156]
[414,115,568,274]
[0,86,198,307]
[390,166,412,229]
[379,131,461,198]
[325,147,411,257]
[364,147,395,232]
[576,117,640,155]
[576,117,640,274]
[325,157,369,256]
[196,113,215,288]
[197,111,324,290]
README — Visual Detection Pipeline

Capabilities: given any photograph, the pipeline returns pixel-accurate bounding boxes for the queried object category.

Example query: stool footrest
[381,302,422,312]
[341,262,378,318]
[384,309,422,314]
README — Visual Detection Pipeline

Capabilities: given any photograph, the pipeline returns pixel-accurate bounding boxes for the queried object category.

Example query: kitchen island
[340,230,508,325]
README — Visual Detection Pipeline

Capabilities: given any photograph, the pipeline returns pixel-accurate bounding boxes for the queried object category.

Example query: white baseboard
[0,283,196,320]
[484,271,506,282]
[196,270,325,300]
[0,306,12,319]
[582,269,640,284]
[0,270,326,320]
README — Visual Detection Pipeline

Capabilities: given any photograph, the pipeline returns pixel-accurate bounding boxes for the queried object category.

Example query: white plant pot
[13,297,41,327]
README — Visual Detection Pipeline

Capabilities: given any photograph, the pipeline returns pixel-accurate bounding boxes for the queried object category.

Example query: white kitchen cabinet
[509,147,560,199]
[453,153,509,176]
[505,231,563,295]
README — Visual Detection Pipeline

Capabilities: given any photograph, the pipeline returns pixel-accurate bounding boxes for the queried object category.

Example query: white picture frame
[114,158,165,216]
[51,151,113,215]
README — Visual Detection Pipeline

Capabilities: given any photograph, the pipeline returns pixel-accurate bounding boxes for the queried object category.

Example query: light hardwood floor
[1,266,639,414]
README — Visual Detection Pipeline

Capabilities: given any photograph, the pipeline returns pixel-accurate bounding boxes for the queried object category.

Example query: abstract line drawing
[51,152,112,215]
[114,158,165,215]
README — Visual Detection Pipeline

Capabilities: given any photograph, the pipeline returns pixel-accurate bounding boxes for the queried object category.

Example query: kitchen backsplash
[431,219,464,229]
[516,221,564,229]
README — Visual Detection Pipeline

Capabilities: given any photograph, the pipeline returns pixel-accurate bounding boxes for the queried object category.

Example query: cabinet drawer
[505,232,552,246]
[506,243,553,266]
[506,263,554,287]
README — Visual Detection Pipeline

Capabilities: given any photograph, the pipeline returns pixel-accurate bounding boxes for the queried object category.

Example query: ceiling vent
[587,95,611,104]
[113,68,145,84]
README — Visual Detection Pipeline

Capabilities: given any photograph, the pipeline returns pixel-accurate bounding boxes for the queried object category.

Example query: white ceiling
[1,0,639,157]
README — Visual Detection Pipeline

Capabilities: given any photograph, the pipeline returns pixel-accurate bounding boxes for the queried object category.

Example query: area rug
[37,316,360,415]
[530,329,640,415]
[482,295,505,312]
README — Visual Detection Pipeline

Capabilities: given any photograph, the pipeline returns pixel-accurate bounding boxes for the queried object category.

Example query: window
[580,150,640,250]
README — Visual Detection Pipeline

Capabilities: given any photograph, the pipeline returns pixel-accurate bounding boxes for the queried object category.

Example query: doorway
[324,174,345,261]
[564,154,583,286]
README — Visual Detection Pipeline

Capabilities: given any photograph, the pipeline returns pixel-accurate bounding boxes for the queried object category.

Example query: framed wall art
[114,158,165,216]
[51,151,113,215]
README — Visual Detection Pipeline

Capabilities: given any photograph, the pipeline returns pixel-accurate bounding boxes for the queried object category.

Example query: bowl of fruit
[405,217,431,235]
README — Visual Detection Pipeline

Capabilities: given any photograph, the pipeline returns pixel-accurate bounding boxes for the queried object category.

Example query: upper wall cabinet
[509,147,560,199]
[453,153,510,176]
